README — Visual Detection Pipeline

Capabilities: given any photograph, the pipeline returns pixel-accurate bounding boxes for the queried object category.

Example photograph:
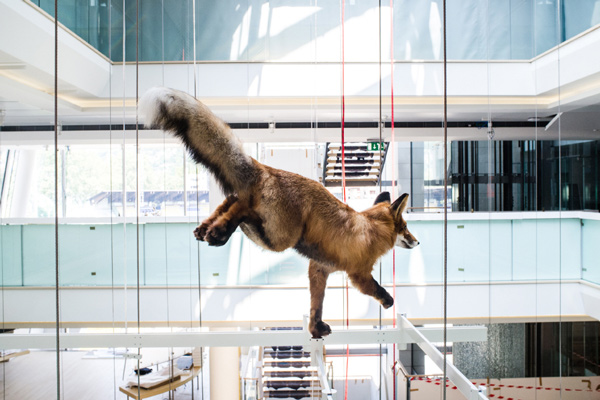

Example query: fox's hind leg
[308,260,332,338]
[195,195,249,246]
[348,272,394,309]
[194,195,238,241]
[204,199,251,246]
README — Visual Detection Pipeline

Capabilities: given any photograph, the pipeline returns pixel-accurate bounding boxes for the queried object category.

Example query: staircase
[322,142,389,187]
[261,328,323,399]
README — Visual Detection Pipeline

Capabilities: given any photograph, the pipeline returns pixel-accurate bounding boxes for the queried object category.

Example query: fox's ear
[391,193,409,217]
[373,191,391,205]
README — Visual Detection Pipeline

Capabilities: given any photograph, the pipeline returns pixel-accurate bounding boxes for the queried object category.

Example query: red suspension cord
[390,0,397,326]
[390,2,397,399]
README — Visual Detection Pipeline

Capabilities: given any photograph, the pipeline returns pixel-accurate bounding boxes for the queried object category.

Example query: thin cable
[120,0,132,387]
[377,1,384,399]
[190,0,203,332]
[484,5,496,394]
[121,0,128,339]
[340,2,350,400]
[135,1,141,398]
[191,1,205,396]
[159,38,174,387]
[161,0,165,84]
[531,1,540,392]
[340,0,347,203]
[135,0,141,334]
[389,1,397,399]
[107,3,118,398]
[484,3,495,396]
[53,0,61,398]
[556,0,563,391]
[442,0,448,399]
[311,3,320,395]
[163,139,173,357]
[160,0,171,335]
[158,3,177,390]
[195,165,205,399]
[192,0,197,98]
[244,0,254,334]
[311,0,318,171]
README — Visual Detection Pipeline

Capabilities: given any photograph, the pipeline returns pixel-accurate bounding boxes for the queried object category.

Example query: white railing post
[309,337,336,400]
[398,314,488,400]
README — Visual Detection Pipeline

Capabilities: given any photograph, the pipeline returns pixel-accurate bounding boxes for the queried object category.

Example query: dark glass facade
[450,140,600,212]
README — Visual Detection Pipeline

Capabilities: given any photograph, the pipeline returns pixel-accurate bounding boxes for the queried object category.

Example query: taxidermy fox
[140,87,419,338]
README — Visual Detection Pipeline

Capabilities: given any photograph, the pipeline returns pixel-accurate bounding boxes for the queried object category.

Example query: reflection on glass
[28,0,600,62]
[2,0,600,399]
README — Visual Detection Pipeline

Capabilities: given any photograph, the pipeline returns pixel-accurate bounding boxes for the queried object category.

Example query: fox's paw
[205,224,231,247]
[193,223,210,241]
[381,295,394,309]
[310,321,332,339]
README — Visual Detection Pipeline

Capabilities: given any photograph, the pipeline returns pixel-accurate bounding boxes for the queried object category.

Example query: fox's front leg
[348,272,394,309]
[308,260,332,338]
[194,195,238,241]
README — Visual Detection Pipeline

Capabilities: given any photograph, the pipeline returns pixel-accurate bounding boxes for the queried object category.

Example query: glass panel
[4,0,600,398]
[25,0,600,62]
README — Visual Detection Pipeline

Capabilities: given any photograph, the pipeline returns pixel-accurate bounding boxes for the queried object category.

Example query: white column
[209,328,240,400]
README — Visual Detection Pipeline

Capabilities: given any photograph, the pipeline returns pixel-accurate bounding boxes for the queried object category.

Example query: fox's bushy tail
[140,87,257,194]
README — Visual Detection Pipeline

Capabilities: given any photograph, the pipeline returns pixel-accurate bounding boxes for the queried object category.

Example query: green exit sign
[369,142,385,151]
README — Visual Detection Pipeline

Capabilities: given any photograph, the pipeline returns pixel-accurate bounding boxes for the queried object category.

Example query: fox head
[374,192,420,249]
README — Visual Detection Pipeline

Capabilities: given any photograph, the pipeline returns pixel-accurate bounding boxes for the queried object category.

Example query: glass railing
[29,0,600,62]
[2,212,597,287]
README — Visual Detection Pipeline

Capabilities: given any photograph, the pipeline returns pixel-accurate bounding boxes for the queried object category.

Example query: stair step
[263,360,312,368]
[326,171,379,176]
[328,144,370,150]
[327,151,381,158]
[265,376,319,382]
[263,370,315,379]
[264,351,311,359]
[269,345,304,352]
[264,380,319,390]
[264,388,323,399]
[326,165,378,171]
[326,158,379,164]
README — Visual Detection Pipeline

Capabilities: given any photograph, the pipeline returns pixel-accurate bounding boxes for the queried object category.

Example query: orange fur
[141,87,419,338]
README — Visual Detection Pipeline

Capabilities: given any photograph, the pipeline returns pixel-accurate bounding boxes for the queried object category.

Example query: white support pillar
[309,338,336,400]
[209,328,240,400]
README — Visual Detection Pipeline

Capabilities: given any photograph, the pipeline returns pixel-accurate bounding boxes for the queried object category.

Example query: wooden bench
[119,366,201,399]
[0,350,30,363]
